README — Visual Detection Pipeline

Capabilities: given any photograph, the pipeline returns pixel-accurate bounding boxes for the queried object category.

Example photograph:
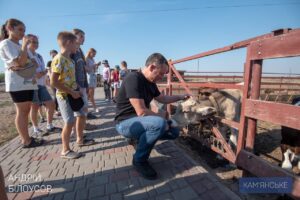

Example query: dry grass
[0,85,18,146]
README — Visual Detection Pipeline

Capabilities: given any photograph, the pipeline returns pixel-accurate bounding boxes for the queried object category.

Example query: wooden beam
[236,150,300,199]
[249,30,300,60]
[245,99,300,130]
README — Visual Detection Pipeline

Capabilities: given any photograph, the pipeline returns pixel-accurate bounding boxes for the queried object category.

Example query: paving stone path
[0,88,241,200]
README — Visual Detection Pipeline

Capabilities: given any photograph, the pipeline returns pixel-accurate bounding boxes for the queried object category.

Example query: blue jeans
[115,116,180,162]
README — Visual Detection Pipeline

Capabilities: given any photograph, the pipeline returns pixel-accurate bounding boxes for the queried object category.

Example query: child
[0,18,43,148]
[50,31,82,159]
[27,34,61,136]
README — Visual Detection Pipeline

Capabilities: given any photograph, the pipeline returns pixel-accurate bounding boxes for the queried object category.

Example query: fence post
[245,60,263,151]
[167,61,173,116]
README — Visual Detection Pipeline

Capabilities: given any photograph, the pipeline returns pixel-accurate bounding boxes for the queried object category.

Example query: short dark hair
[72,28,85,35]
[145,53,168,67]
[50,49,58,54]
[57,31,77,45]
[121,61,127,67]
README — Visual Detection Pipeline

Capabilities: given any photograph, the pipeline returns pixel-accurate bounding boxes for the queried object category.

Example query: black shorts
[9,90,34,103]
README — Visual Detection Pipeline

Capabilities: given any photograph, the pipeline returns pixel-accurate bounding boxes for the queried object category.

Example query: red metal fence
[159,72,300,103]
[158,28,300,199]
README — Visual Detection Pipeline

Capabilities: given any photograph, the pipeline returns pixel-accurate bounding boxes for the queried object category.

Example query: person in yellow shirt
[50,31,82,159]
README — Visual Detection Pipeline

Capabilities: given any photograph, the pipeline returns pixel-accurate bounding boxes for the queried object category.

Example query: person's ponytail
[1,19,24,40]
[0,23,8,40]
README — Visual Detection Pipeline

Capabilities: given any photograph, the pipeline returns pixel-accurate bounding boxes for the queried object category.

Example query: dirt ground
[175,120,298,200]
[0,84,18,146]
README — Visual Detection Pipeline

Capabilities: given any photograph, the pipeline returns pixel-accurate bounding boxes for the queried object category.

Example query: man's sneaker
[126,138,138,150]
[46,126,62,134]
[87,112,97,119]
[132,160,157,180]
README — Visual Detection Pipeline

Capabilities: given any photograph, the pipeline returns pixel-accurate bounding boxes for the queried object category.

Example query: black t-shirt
[115,71,161,122]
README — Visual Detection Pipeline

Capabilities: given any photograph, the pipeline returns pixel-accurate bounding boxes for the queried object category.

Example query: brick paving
[0,88,241,200]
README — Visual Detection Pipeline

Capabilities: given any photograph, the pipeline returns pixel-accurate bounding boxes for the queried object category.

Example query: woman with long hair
[85,48,101,112]
[0,18,44,148]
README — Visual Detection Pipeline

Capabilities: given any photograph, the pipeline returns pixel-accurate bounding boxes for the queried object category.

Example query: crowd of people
[0,18,128,151]
[0,17,190,185]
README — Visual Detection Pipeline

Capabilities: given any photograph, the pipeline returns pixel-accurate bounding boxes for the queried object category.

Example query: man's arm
[129,98,167,118]
[154,94,190,104]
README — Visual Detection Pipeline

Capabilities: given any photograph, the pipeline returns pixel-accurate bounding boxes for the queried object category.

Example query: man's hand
[71,91,81,99]
[180,94,191,101]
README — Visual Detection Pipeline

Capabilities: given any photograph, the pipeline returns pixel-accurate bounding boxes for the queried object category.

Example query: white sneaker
[105,99,109,102]
[33,128,44,138]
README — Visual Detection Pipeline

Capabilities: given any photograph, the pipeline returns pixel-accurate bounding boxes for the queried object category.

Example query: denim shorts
[87,74,97,88]
[32,85,52,104]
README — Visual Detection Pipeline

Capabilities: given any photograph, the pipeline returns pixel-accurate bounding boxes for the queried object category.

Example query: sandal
[84,123,97,130]
[22,137,44,148]
[87,113,97,119]
[61,150,82,159]
[77,138,96,147]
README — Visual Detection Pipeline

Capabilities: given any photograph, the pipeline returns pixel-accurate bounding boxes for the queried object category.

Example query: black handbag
[67,94,84,111]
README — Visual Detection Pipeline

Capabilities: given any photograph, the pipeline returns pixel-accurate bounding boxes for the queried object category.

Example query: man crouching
[115,53,189,180]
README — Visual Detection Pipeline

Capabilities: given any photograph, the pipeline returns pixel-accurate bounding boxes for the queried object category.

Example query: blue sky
[0,0,300,74]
